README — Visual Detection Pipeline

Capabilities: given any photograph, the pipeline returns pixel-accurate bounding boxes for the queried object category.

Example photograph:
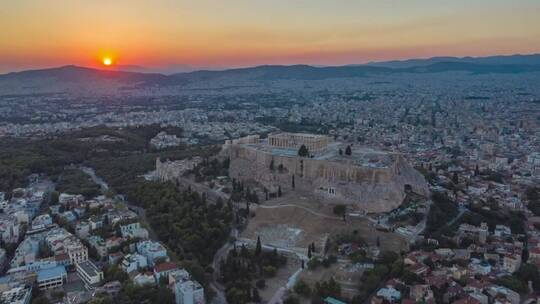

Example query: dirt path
[257,204,341,220]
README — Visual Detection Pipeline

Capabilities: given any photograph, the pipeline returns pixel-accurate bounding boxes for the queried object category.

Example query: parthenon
[267,132,331,153]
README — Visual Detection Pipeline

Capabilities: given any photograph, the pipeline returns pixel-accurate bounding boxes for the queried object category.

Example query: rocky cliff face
[225,144,429,213]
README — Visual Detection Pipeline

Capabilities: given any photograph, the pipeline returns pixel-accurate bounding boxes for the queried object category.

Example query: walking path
[257,204,341,220]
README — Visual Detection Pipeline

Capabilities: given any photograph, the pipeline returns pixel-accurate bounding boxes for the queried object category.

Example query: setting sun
[102,57,113,66]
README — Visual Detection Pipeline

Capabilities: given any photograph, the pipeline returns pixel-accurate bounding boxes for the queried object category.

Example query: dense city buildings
[0,56,539,304]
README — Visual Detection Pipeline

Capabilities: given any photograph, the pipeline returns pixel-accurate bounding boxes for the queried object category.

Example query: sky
[1,0,539,73]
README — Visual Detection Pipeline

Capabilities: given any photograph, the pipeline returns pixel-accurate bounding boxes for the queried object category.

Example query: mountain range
[365,53,540,68]
[1,54,539,95]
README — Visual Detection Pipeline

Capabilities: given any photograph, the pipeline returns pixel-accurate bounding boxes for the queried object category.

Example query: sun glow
[102,57,113,66]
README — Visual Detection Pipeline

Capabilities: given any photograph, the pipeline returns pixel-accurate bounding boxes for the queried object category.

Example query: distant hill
[1,54,539,95]
[0,65,169,84]
[114,64,195,74]
[170,64,393,82]
[366,54,540,68]
[170,60,540,82]
[0,65,176,95]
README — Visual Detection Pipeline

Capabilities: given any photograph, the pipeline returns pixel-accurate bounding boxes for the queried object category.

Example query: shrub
[333,204,346,216]
[263,265,277,277]
[294,279,312,296]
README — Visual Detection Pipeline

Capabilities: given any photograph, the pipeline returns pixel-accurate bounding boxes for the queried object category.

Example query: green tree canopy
[298,144,309,157]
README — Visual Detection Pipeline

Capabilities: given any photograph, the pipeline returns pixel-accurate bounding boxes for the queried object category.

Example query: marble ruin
[154,157,202,182]
[267,133,330,153]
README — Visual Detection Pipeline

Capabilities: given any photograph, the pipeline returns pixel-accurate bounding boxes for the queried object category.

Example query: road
[81,166,233,302]
[80,165,159,240]
[232,239,308,304]
[210,228,238,304]
[175,175,232,304]
[448,206,468,227]
[79,166,109,192]
[268,287,286,304]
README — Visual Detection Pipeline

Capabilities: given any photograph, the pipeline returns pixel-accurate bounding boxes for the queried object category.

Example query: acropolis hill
[222,133,429,213]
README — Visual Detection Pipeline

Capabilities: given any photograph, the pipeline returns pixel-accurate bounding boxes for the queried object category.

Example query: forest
[219,239,287,304]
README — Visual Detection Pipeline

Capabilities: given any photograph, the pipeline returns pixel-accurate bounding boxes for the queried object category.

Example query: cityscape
[1,1,540,304]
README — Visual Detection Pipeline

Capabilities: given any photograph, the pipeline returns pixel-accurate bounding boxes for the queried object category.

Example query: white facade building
[169,269,205,304]
[76,261,104,285]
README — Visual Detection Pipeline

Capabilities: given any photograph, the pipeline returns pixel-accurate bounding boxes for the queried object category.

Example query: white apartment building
[169,269,205,304]
[76,261,104,285]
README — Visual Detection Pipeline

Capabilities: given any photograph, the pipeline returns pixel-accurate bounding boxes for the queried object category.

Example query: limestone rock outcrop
[223,136,429,213]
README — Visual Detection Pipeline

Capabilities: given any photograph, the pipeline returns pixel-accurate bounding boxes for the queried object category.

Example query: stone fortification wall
[224,143,428,213]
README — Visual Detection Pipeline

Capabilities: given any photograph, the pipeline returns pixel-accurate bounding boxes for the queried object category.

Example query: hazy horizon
[2,0,540,73]
[2,51,540,75]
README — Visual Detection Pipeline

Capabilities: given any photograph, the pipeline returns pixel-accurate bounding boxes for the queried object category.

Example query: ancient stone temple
[267,133,331,153]
[222,133,429,213]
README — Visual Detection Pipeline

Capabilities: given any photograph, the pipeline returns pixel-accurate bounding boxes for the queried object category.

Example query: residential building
[134,272,155,286]
[121,253,147,274]
[136,240,168,266]
[376,287,401,303]
[87,235,107,258]
[120,222,149,239]
[36,266,67,290]
[0,285,32,304]
[170,269,205,304]
[154,262,178,283]
[76,261,103,285]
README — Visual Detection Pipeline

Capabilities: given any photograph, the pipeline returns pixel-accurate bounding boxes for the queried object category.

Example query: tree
[88,296,114,304]
[240,244,249,258]
[252,288,261,303]
[255,236,262,256]
[294,279,312,296]
[263,265,277,277]
[345,145,352,156]
[32,296,50,304]
[307,257,320,270]
[298,144,309,157]
[496,275,527,293]
[284,296,300,304]
[50,191,59,204]
[452,172,459,184]
[516,263,540,291]
[401,270,424,285]
[333,204,346,217]
[378,251,399,265]
[37,241,52,258]
[252,191,259,204]
[315,277,341,298]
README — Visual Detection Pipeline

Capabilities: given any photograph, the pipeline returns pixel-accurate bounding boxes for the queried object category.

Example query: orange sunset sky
[1,0,539,73]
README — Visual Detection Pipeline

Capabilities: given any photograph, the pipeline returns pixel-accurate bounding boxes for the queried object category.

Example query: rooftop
[77,261,100,277]
[37,265,66,281]
[324,297,347,304]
